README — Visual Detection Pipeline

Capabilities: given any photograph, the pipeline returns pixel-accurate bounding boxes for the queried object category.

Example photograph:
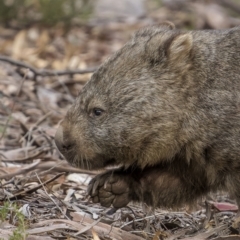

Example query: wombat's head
[55,24,194,170]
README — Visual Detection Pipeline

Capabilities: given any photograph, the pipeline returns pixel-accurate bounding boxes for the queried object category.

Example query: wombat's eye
[93,108,104,117]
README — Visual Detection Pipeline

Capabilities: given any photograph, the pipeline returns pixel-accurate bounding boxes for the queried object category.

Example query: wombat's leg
[88,167,202,208]
[134,168,203,208]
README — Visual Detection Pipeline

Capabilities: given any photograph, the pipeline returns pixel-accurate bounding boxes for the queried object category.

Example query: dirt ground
[1,1,240,239]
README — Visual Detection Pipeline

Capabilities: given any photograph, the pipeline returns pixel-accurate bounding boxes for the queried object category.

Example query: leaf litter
[1,1,240,239]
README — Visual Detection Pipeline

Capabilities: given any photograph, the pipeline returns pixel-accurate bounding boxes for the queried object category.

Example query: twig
[0,159,96,182]
[0,160,41,180]
[30,219,89,232]
[7,172,65,200]
[0,55,97,78]
[0,147,51,162]
[74,218,102,236]
[120,212,166,229]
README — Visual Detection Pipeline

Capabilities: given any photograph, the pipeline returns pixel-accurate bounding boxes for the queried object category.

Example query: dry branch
[0,159,41,180]
[0,159,97,180]
[0,148,50,162]
[71,212,145,240]
[0,55,97,78]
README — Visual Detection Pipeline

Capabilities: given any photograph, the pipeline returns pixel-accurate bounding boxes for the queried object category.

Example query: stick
[0,55,97,78]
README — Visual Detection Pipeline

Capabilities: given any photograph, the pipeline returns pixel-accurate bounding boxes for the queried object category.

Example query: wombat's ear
[157,21,175,30]
[167,33,193,62]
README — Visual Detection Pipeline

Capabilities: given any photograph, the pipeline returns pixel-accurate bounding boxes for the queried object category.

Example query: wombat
[55,23,240,210]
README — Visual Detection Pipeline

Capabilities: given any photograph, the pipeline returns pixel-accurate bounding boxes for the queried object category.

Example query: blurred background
[0,0,240,70]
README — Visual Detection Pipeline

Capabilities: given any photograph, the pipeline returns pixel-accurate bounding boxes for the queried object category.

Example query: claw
[103,178,109,189]
[113,192,130,208]
[92,179,100,196]
[92,196,99,203]
[100,195,115,207]
[112,181,129,194]
[87,184,92,195]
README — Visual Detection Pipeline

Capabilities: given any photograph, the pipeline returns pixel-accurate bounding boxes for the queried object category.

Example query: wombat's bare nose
[55,125,74,154]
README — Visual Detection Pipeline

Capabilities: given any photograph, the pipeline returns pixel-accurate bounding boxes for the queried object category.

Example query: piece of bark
[71,212,145,240]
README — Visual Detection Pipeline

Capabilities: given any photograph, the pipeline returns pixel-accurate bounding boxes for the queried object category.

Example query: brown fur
[55,23,240,209]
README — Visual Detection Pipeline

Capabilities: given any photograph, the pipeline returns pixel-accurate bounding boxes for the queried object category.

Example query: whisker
[81,154,84,169]
[86,155,90,170]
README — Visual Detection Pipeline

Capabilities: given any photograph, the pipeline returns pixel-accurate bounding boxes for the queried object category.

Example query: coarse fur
[55,23,240,209]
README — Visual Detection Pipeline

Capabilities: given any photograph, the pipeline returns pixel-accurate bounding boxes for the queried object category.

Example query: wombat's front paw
[87,171,131,208]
